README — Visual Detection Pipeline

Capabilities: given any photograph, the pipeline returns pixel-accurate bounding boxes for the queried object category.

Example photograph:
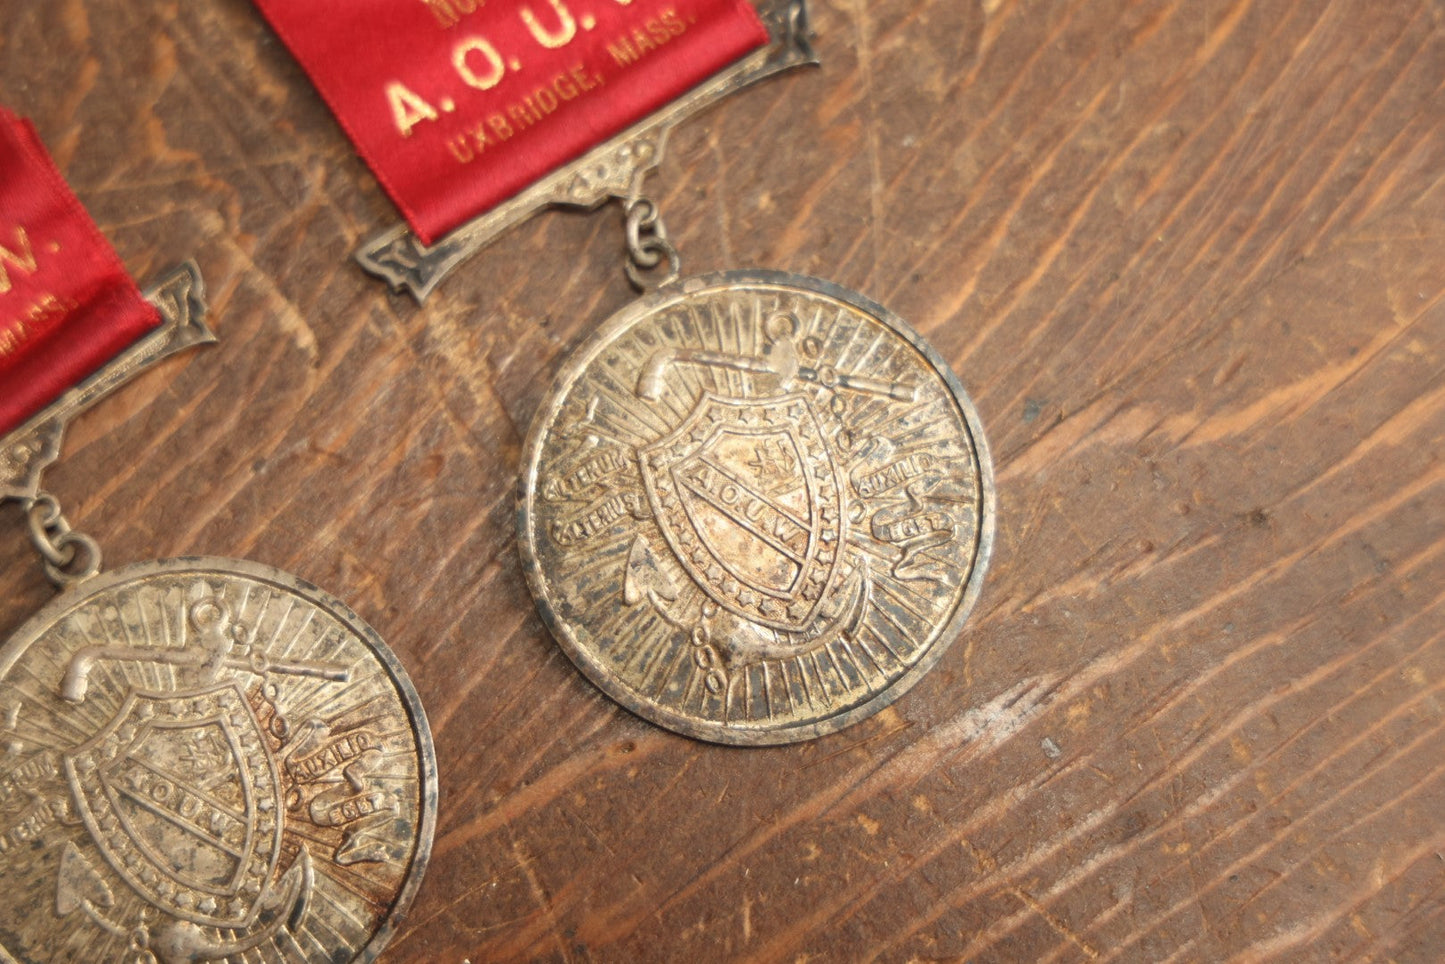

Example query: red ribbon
[252,0,769,245]
[0,108,161,437]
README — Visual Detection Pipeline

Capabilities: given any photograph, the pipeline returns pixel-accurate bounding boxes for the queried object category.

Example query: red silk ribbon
[0,108,161,438]
[251,0,769,244]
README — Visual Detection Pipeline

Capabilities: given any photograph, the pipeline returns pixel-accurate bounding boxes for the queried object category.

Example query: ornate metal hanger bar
[0,262,212,504]
[355,0,817,303]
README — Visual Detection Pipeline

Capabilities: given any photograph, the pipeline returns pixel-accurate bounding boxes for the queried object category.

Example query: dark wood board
[2,0,1443,960]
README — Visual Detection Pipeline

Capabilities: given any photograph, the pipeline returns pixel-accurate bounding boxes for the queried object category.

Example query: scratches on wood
[0,0,1442,960]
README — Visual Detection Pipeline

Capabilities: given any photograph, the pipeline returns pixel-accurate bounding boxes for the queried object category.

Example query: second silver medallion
[520,270,995,744]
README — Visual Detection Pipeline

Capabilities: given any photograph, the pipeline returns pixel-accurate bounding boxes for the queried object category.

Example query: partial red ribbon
[251,0,769,244]
[0,108,161,437]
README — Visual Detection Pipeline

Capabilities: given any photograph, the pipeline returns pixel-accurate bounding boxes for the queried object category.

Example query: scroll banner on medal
[249,0,770,245]
[0,109,161,438]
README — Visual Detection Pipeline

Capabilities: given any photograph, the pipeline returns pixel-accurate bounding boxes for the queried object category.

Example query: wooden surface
[2,0,1443,960]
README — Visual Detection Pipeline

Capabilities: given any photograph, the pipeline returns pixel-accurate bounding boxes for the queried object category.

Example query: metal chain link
[22,491,102,589]
[623,195,681,291]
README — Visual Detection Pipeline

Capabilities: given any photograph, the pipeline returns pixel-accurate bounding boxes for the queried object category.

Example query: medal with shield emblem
[243,0,994,742]
[441,0,997,743]
[0,109,434,963]
[520,272,994,743]
[0,558,436,964]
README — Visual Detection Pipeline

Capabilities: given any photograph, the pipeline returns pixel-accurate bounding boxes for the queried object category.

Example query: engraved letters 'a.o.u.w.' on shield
[0,558,435,963]
[641,392,849,634]
[520,271,995,744]
[64,682,284,932]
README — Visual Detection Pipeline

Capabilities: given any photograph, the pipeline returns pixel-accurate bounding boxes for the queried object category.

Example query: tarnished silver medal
[0,267,436,963]
[472,0,1001,744]
[519,271,994,744]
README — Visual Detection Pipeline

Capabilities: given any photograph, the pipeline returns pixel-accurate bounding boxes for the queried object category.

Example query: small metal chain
[21,491,102,589]
[623,195,681,291]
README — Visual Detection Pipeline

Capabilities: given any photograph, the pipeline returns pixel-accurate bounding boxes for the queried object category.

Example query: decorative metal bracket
[355,0,818,303]
[0,261,214,504]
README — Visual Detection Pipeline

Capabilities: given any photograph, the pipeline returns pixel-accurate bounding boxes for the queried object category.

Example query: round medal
[519,270,995,744]
[0,557,435,964]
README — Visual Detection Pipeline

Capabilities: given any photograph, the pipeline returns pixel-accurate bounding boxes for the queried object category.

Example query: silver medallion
[0,264,435,962]
[0,557,436,963]
[519,270,995,744]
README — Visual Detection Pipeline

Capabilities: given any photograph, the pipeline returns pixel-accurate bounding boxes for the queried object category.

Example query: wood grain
[2,0,1443,960]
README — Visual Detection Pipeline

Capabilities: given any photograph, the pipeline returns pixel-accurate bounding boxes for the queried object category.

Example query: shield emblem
[64,682,283,928]
[641,393,848,632]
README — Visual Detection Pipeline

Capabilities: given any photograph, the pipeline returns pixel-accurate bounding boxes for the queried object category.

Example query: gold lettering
[448,135,476,164]
[607,36,638,66]
[631,26,658,55]
[421,0,481,28]
[0,292,72,358]
[507,103,534,131]
[553,71,579,101]
[572,65,600,91]
[605,13,687,68]
[0,227,38,295]
[520,0,577,49]
[661,9,686,35]
[421,0,460,27]
[445,122,496,165]
[386,81,439,138]
[0,323,25,358]
[435,60,611,168]
[488,114,514,140]
[454,36,506,90]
